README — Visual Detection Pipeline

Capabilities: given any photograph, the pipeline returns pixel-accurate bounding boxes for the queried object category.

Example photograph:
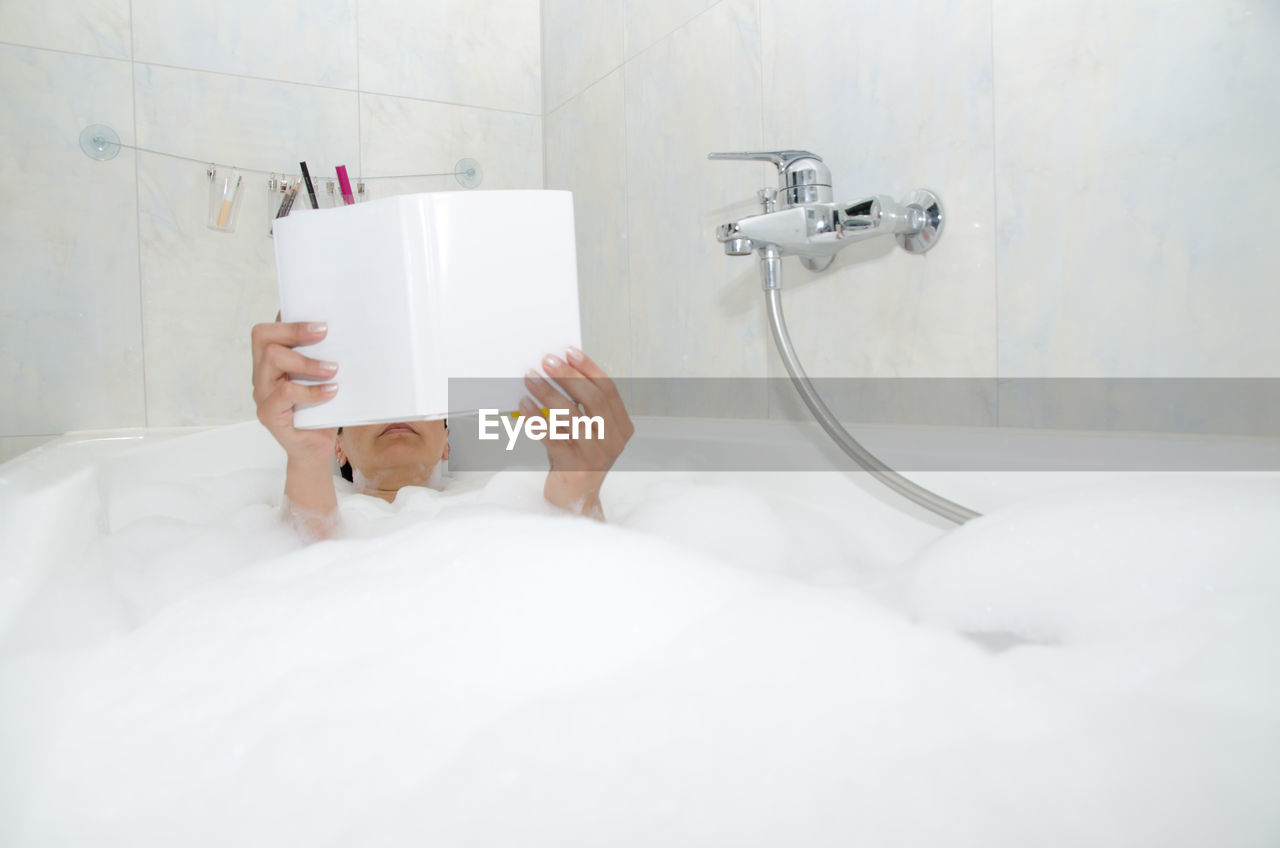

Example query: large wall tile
[624,0,768,384]
[0,0,131,59]
[358,0,541,115]
[131,0,357,89]
[545,70,630,378]
[0,46,143,434]
[994,0,1280,377]
[542,0,623,111]
[134,64,360,426]
[760,0,998,382]
[360,92,542,195]
[622,0,719,60]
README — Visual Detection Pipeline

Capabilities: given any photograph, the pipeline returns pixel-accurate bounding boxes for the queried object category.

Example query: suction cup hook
[897,189,944,254]
[79,124,121,161]
[454,158,483,189]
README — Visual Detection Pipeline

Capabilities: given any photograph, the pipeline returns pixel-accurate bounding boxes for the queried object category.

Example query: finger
[251,320,327,366]
[564,347,630,431]
[255,345,337,404]
[519,395,582,464]
[538,354,608,416]
[251,322,330,398]
[265,344,338,383]
[523,367,577,415]
[564,346,621,398]
[261,380,338,424]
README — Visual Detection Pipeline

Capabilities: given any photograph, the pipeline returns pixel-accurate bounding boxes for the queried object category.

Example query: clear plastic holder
[267,174,302,238]
[267,172,370,237]
[315,176,371,208]
[267,173,301,217]
[206,166,244,233]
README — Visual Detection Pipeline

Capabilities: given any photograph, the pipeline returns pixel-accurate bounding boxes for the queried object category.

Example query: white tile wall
[0,1,542,440]
[131,0,358,89]
[542,0,623,113]
[0,0,131,59]
[360,93,542,195]
[760,0,998,380]
[4,0,1279,442]
[622,0,718,60]
[993,0,1280,378]
[134,64,361,426]
[542,0,1280,415]
[624,0,767,382]
[358,0,541,114]
[545,70,630,378]
[0,45,144,434]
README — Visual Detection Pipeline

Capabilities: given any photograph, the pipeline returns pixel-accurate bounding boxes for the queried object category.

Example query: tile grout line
[540,0,549,187]
[0,37,544,121]
[355,4,363,178]
[757,0,772,412]
[622,58,635,383]
[0,38,131,64]
[129,0,149,428]
[989,0,1002,419]
[545,0,730,117]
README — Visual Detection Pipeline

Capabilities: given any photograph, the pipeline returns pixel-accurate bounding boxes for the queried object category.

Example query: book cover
[273,190,581,429]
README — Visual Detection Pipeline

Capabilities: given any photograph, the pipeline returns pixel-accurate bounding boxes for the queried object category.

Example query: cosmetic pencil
[269,183,300,236]
[277,183,299,218]
[299,161,319,209]
[336,165,355,205]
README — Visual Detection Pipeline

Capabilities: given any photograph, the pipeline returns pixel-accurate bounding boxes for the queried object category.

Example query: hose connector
[759,244,782,290]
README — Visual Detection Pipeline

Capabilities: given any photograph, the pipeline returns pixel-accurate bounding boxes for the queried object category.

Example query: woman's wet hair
[336,420,446,483]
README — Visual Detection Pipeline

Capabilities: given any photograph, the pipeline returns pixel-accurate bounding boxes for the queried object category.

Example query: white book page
[274,196,423,429]
[435,190,582,416]
[273,190,581,428]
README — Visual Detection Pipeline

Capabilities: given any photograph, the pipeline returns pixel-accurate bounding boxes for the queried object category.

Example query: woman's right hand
[251,319,339,464]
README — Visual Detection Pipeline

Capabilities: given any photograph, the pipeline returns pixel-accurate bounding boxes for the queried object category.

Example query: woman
[251,320,633,538]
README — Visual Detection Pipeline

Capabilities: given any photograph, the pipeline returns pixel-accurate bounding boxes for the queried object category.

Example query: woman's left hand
[521,347,634,519]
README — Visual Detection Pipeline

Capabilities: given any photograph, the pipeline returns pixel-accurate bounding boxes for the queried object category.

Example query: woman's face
[335,420,449,495]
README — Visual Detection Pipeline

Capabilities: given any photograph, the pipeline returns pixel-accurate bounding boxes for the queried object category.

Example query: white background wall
[544,0,1280,402]
[3,0,1278,460]
[0,0,543,460]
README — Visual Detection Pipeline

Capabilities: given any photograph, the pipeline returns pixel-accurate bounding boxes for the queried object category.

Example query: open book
[273,190,581,429]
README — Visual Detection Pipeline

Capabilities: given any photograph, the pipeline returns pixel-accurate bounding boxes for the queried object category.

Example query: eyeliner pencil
[299,161,319,209]
[269,184,300,236]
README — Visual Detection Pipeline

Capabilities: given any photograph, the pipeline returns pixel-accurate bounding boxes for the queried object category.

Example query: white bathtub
[1,418,1278,847]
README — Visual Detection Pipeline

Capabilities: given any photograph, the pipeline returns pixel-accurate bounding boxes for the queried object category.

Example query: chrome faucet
[708,150,944,279]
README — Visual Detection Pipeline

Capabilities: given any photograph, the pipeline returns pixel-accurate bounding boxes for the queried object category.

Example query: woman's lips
[380,423,416,436]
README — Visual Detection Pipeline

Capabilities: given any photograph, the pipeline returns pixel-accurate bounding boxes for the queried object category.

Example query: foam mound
[1,423,1277,846]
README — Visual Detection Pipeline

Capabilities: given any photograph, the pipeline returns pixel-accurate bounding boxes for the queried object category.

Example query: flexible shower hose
[765,287,982,525]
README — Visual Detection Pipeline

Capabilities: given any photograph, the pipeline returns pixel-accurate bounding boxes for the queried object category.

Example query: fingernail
[518,396,537,416]
[307,322,328,334]
[318,361,338,374]
[524,369,544,387]
[543,354,563,369]
[566,346,584,364]
[320,383,338,395]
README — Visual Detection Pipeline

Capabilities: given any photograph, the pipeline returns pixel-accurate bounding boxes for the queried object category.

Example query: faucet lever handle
[708,150,823,171]
[709,150,833,206]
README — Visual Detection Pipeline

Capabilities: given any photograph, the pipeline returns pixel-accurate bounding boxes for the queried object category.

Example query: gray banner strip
[444,379,1280,472]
